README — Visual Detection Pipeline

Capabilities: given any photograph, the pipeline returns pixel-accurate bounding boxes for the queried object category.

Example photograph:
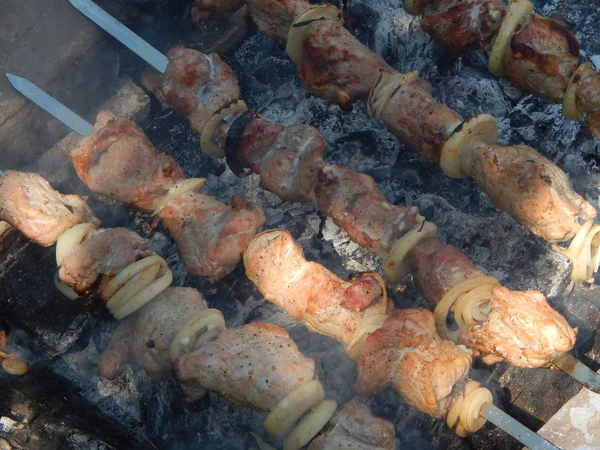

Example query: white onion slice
[283,399,337,450]
[263,380,325,437]
[200,100,248,157]
[563,62,591,121]
[383,220,437,284]
[447,380,491,436]
[434,276,500,341]
[555,219,600,282]
[367,70,418,121]
[488,0,534,75]
[439,114,498,179]
[106,263,161,314]
[404,0,426,15]
[250,432,276,450]
[54,271,80,300]
[346,312,388,361]
[112,270,172,320]
[55,223,95,267]
[169,308,225,362]
[286,5,342,65]
[153,178,206,215]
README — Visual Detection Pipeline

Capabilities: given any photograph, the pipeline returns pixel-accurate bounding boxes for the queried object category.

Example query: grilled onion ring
[263,379,325,437]
[383,220,438,284]
[434,276,500,341]
[286,5,342,65]
[563,62,591,121]
[555,219,600,282]
[56,223,95,267]
[447,380,492,436]
[201,100,248,157]
[283,399,337,450]
[169,308,225,362]
[54,272,80,300]
[153,178,206,215]
[488,0,534,75]
[368,70,419,121]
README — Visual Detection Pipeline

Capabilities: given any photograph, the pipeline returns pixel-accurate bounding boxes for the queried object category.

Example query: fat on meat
[308,399,396,450]
[159,192,265,279]
[468,144,596,242]
[59,228,150,294]
[355,308,472,418]
[0,170,99,247]
[174,321,316,407]
[98,287,208,382]
[70,111,184,213]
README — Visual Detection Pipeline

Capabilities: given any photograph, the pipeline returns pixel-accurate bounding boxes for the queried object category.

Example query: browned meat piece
[458,286,577,367]
[0,170,99,247]
[59,228,150,294]
[298,20,392,109]
[504,14,579,103]
[175,321,316,405]
[154,47,241,134]
[308,399,396,450]
[246,0,311,44]
[237,118,284,167]
[377,78,463,162]
[159,192,265,279]
[191,0,245,22]
[244,229,389,348]
[575,64,600,115]
[246,124,326,203]
[469,144,596,242]
[422,0,505,56]
[98,287,208,382]
[588,109,600,140]
[314,164,423,258]
[355,308,472,418]
[70,112,184,213]
[409,237,485,304]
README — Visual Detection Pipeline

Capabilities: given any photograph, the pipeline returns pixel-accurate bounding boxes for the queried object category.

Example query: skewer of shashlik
[180,0,600,283]
[0,168,397,449]
[8,26,598,388]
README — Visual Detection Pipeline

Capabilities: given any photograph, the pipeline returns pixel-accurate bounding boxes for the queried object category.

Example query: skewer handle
[69,0,169,73]
[550,353,600,394]
[481,403,560,449]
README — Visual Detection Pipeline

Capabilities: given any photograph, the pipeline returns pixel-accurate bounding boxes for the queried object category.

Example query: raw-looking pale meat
[0,170,99,247]
[98,287,208,382]
[175,321,316,406]
[70,111,184,213]
[355,308,472,418]
[159,192,265,279]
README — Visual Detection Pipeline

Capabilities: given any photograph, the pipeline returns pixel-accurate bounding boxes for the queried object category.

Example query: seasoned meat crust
[59,228,150,294]
[422,0,505,56]
[70,111,184,213]
[175,321,316,406]
[504,14,579,103]
[98,287,208,382]
[308,399,396,450]
[298,20,392,109]
[355,308,472,418]
[468,144,596,242]
[155,47,241,134]
[247,0,311,44]
[159,192,265,279]
[0,170,99,247]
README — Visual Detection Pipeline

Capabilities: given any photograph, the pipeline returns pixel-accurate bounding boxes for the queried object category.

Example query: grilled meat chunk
[575,64,600,116]
[175,321,316,405]
[70,112,184,213]
[246,0,311,44]
[244,229,389,348]
[59,228,150,294]
[154,47,241,134]
[376,77,463,162]
[458,286,576,367]
[242,123,326,202]
[355,308,472,418]
[504,14,579,103]
[308,399,396,450]
[409,237,486,304]
[159,192,265,279]
[0,170,99,247]
[237,118,284,168]
[191,0,245,21]
[298,20,392,109]
[314,164,423,257]
[422,0,505,56]
[468,144,596,242]
[98,287,208,382]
